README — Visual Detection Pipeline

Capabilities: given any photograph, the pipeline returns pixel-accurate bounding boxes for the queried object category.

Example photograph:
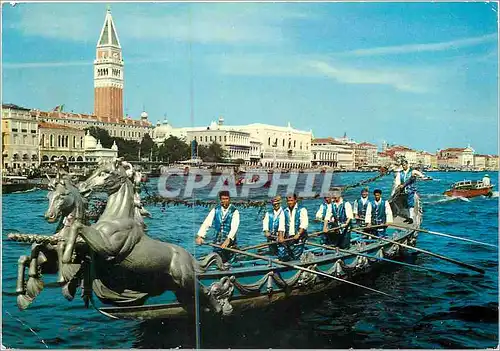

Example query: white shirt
[392,169,426,195]
[197,205,240,240]
[365,199,393,224]
[285,204,308,236]
[315,202,332,220]
[263,208,286,232]
[353,197,369,216]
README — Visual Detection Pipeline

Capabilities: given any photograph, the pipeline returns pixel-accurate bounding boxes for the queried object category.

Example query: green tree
[86,127,113,148]
[158,136,190,163]
[234,158,245,165]
[140,133,155,160]
[198,142,228,163]
[116,139,140,161]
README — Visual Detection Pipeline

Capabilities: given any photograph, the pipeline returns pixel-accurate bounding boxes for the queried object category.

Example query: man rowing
[195,190,240,263]
[315,193,332,221]
[353,187,370,227]
[365,189,393,237]
[323,187,353,248]
[263,195,285,255]
[391,159,426,224]
[277,194,308,261]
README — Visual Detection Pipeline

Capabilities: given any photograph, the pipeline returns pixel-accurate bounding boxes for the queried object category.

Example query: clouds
[5,3,309,46]
[338,33,497,57]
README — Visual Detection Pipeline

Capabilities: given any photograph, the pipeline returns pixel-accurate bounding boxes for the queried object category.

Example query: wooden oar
[240,224,348,251]
[388,223,498,249]
[206,243,397,299]
[306,242,458,277]
[351,228,485,274]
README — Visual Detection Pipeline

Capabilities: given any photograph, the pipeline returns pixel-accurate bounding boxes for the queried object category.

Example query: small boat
[2,176,39,194]
[443,180,493,198]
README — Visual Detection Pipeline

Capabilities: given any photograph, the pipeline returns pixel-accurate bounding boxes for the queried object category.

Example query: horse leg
[62,221,81,264]
[16,255,30,295]
[16,255,34,310]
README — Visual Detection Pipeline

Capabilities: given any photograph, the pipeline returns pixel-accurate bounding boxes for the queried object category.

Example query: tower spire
[94,7,124,120]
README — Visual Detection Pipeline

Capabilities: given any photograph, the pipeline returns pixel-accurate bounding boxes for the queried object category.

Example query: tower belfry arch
[94,7,124,120]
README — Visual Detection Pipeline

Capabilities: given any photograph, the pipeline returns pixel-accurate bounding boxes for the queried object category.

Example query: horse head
[79,158,129,195]
[45,173,86,223]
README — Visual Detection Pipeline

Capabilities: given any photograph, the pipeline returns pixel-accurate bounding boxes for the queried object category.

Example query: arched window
[282,139,285,147]
[50,135,54,147]
[80,136,83,148]
[58,135,61,147]
[73,136,76,148]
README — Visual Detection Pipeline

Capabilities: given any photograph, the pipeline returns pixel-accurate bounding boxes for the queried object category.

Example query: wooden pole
[306,242,458,277]
[388,223,497,248]
[351,228,485,274]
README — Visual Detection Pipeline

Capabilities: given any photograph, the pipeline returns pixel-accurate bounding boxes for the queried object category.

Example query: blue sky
[2,2,498,154]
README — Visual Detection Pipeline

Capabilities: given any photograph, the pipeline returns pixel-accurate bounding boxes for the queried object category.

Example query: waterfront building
[311,137,355,169]
[474,154,487,169]
[39,122,85,163]
[153,118,312,168]
[485,155,499,170]
[377,151,393,167]
[230,122,312,169]
[185,119,252,162]
[416,151,434,169]
[355,142,378,168]
[437,146,475,169]
[385,145,418,166]
[83,131,118,162]
[2,104,39,170]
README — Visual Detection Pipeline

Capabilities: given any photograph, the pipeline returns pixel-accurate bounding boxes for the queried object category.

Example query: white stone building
[311,137,355,169]
[2,104,40,169]
[83,131,118,162]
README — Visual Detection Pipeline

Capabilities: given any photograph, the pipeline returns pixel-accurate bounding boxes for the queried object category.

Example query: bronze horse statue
[15,173,91,310]
[56,159,226,314]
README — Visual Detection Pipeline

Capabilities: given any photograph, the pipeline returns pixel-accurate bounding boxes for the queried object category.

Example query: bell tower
[94,7,123,121]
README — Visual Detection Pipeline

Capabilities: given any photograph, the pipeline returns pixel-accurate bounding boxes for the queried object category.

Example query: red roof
[31,110,152,127]
[312,137,344,145]
[358,142,377,147]
[38,122,80,130]
[440,147,468,152]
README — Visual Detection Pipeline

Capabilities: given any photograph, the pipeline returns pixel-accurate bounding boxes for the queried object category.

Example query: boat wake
[424,195,470,205]
[487,191,499,198]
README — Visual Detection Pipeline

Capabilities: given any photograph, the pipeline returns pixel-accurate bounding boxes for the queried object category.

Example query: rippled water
[2,171,498,349]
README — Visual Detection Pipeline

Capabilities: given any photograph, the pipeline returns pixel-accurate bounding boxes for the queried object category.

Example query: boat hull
[444,187,493,198]
[99,228,418,320]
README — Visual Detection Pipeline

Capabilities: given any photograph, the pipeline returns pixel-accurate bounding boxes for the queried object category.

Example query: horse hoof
[26,277,44,298]
[17,294,34,310]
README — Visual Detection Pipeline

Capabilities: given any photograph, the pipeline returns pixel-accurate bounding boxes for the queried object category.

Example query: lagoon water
[2,171,498,349]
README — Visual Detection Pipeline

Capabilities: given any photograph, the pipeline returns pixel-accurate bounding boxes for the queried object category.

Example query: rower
[323,187,353,248]
[263,195,285,255]
[482,174,491,186]
[315,193,332,221]
[195,190,240,263]
[353,187,370,227]
[277,193,308,261]
[365,189,393,237]
[391,159,426,224]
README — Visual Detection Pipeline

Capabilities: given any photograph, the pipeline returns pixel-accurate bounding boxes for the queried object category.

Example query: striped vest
[213,205,236,242]
[400,169,417,194]
[331,201,348,224]
[268,208,283,234]
[370,200,387,225]
[284,205,306,238]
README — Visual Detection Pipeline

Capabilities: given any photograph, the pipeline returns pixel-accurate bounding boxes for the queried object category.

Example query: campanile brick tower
[94,7,123,120]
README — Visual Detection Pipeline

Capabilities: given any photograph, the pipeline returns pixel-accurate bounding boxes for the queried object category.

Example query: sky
[2,2,499,154]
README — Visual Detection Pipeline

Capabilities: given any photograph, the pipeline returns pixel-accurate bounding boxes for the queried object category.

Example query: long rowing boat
[98,190,423,320]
